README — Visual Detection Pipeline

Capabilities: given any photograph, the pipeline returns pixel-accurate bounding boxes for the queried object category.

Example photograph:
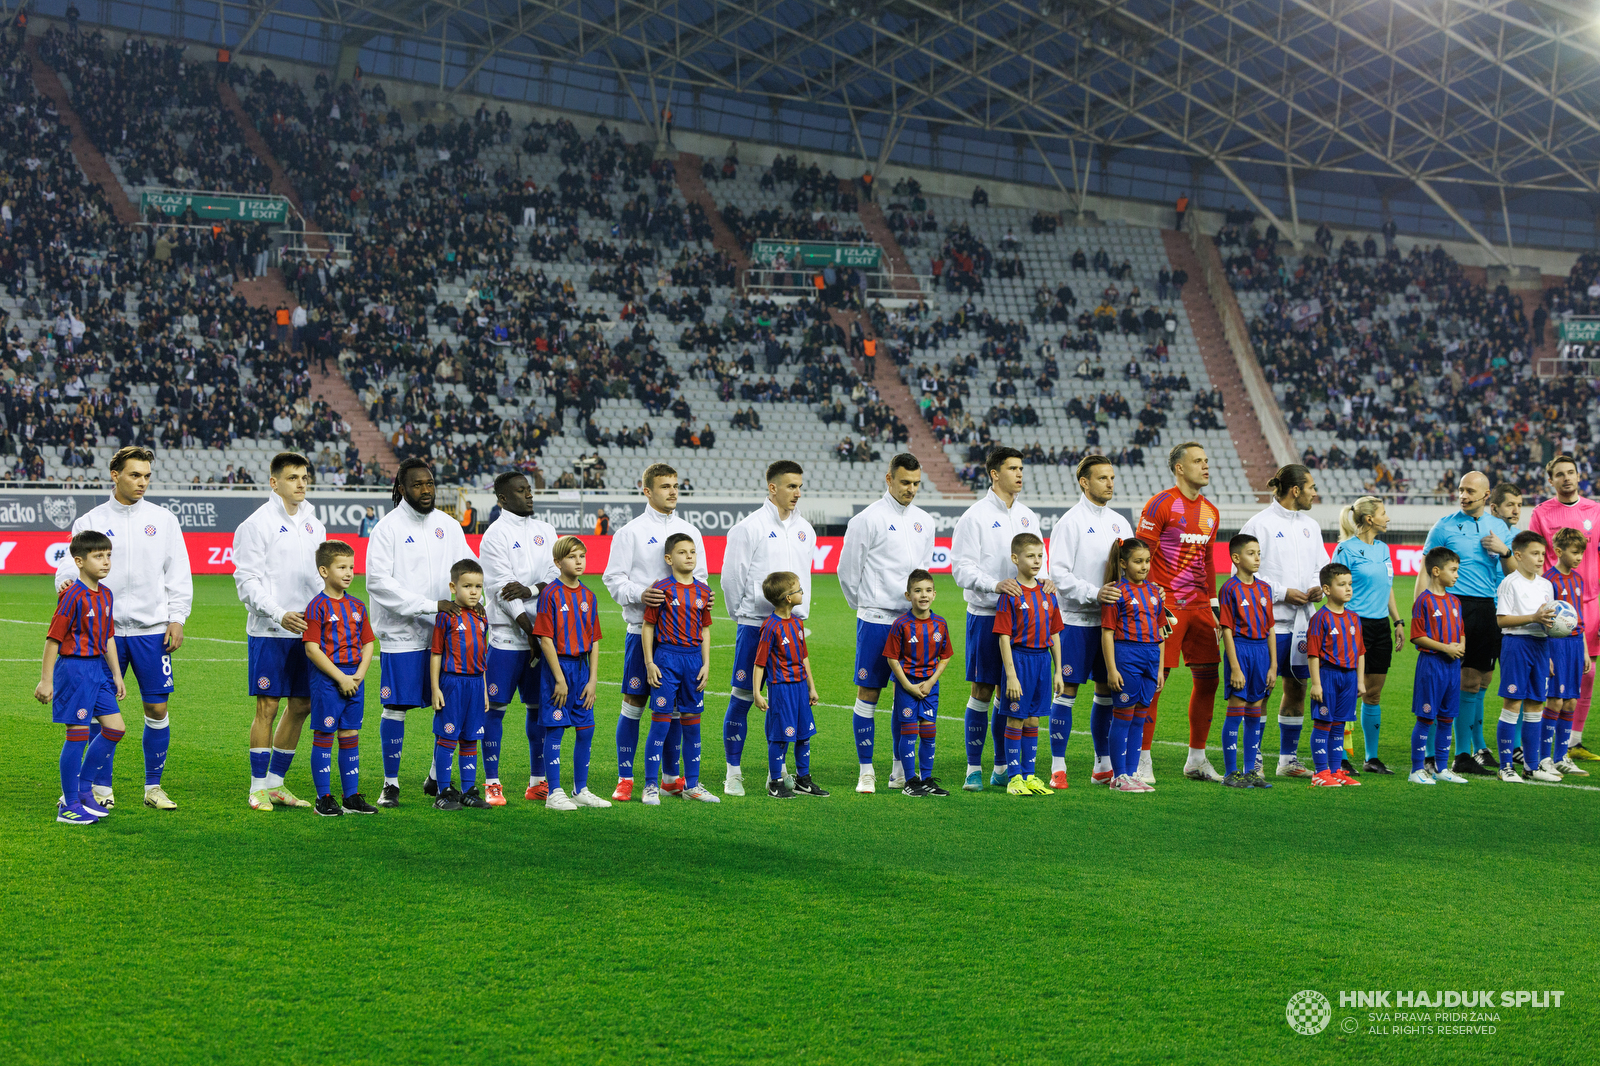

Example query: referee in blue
[1414,471,1515,776]
[1332,496,1404,775]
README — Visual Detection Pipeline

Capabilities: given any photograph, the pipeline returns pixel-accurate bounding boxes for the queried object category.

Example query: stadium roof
[57,0,1600,254]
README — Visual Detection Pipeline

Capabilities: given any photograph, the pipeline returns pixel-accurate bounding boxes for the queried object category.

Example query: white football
[1547,600,1579,639]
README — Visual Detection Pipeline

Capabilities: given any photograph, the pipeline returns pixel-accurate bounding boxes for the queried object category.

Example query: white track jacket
[231,493,327,638]
[838,491,937,625]
[1239,499,1326,631]
[479,511,559,650]
[951,489,1041,615]
[1049,494,1131,627]
[722,500,815,628]
[603,505,708,633]
[56,494,193,636]
[366,500,476,651]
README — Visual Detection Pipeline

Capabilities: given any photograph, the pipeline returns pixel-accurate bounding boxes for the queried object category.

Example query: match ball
[1547,600,1579,639]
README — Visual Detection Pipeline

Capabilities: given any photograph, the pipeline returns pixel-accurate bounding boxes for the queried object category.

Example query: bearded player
[1135,441,1222,784]
[1526,454,1600,760]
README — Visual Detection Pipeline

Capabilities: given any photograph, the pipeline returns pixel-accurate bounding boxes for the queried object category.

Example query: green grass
[1,574,1596,1065]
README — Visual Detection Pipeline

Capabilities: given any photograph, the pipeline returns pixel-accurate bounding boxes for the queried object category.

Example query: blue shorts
[1550,635,1585,701]
[540,656,594,729]
[729,623,762,693]
[893,680,940,723]
[248,635,309,699]
[623,632,650,701]
[1001,646,1053,720]
[1311,664,1359,722]
[854,620,894,689]
[1276,631,1311,682]
[1498,634,1549,702]
[1058,624,1105,688]
[965,612,1004,686]
[309,664,365,731]
[52,656,119,725]
[434,672,487,740]
[1225,636,1273,704]
[650,643,705,717]
[1412,653,1461,721]
[485,646,539,707]
[764,680,818,744]
[1110,641,1161,710]
[116,634,174,701]
[378,649,430,708]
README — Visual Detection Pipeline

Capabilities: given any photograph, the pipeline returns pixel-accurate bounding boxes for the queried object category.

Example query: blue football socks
[767,741,786,783]
[311,732,335,796]
[1520,716,1542,771]
[144,716,170,786]
[60,727,88,801]
[1049,697,1072,759]
[1222,713,1242,776]
[434,737,457,791]
[897,722,918,780]
[1411,718,1431,772]
[338,735,361,796]
[87,721,114,788]
[1090,695,1112,759]
[526,708,545,779]
[1245,716,1264,773]
[853,701,876,766]
[1328,721,1347,769]
[991,702,1007,770]
[458,741,478,793]
[1542,713,1559,767]
[644,713,672,786]
[724,695,753,766]
[1555,715,1573,762]
[963,697,988,768]
[1310,721,1331,773]
[267,745,295,783]
[918,722,936,778]
[615,707,641,779]
[1496,717,1518,769]
[1434,719,1453,768]
[663,717,682,780]
[795,739,812,777]
[1004,724,1022,780]
[1108,717,1131,778]
[544,728,565,791]
[379,712,405,780]
[573,724,593,794]
[79,726,122,792]
[681,714,703,789]
[483,707,505,780]
[1021,724,1038,777]
[249,746,270,783]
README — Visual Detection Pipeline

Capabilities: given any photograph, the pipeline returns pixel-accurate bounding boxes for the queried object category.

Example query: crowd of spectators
[1232,223,1595,498]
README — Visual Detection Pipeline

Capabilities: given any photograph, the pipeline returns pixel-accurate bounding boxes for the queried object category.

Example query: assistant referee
[1415,471,1514,774]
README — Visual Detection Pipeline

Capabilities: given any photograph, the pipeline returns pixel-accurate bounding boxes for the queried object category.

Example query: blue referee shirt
[1421,510,1513,599]
[1331,537,1394,619]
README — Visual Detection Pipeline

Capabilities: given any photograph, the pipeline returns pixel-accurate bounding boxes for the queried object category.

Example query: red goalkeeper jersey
[1137,488,1220,608]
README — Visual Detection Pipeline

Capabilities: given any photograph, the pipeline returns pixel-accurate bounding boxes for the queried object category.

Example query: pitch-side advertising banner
[2,535,1418,578]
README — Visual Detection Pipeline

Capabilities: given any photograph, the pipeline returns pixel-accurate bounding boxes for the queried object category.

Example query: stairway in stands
[216,82,328,253]
[854,193,970,496]
[27,39,138,223]
[673,153,751,273]
[1161,230,1277,493]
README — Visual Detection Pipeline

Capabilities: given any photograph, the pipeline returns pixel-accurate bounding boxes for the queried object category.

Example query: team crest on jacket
[434,528,445,539]
[798,531,808,542]
[305,522,314,534]
[1021,517,1030,528]
[914,522,923,532]
[145,524,158,536]
[534,535,546,545]
[257,676,270,690]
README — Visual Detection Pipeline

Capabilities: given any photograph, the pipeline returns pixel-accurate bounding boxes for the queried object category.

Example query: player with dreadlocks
[366,458,477,807]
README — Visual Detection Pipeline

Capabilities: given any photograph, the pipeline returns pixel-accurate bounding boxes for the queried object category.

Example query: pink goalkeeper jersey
[1526,495,1600,616]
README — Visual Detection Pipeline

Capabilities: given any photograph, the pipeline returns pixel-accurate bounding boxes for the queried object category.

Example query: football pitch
[2,573,1596,1065]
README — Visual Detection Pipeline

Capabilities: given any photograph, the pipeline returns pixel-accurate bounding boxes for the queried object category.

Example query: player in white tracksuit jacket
[948,449,1051,788]
[601,465,707,800]
[468,471,557,802]
[1046,457,1130,785]
[54,447,192,807]
[366,461,476,806]
[1238,469,1325,774]
[719,462,815,793]
[837,455,935,790]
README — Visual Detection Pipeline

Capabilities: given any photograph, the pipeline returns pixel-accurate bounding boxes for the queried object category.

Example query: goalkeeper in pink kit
[1525,455,1600,760]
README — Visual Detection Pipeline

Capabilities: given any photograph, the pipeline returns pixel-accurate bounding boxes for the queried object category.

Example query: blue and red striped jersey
[49,580,114,656]
[532,580,601,655]
[643,577,713,647]
[302,592,375,666]
[754,613,808,684]
[882,611,952,680]
[431,609,488,674]
[1544,566,1587,635]
[1410,589,1464,654]
[1218,576,1275,640]
[1100,579,1167,642]
[992,583,1064,650]
[1307,605,1364,668]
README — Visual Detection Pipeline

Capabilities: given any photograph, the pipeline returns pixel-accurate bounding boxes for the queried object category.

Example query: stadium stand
[1225,224,1599,501]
